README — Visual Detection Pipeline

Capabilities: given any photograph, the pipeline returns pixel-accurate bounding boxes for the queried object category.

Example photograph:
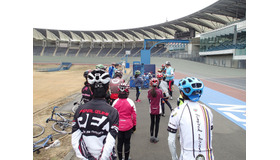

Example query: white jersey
[167,100,214,160]
[158,80,170,98]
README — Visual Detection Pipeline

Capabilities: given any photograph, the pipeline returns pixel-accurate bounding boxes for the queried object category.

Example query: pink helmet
[118,83,130,95]
[150,78,159,87]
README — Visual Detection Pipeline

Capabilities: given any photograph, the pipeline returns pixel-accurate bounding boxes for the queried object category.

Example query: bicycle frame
[46,106,73,134]
[33,134,53,153]
[46,106,72,123]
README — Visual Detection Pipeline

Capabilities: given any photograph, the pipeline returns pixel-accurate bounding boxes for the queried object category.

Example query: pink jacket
[148,88,163,115]
[112,98,137,131]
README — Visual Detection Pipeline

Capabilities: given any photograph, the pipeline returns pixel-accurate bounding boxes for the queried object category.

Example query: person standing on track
[96,64,106,70]
[96,64,111,104]
[134,70,143,103]
[148,78,163,143]
[72,69,119,160]
[108,63,116,78]
[160,64,166,75]
[157,73,173,117]
[112,83,137,160]
[167,77,214,160]
[176,79,184,107]
[109,70,125,105]
[164,61,175,100]
[81,69,93,104]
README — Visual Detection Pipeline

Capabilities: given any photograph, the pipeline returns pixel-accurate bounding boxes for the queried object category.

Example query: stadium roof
[33,0,246,42]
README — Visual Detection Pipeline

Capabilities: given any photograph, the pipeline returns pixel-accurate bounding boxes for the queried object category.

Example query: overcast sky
[33,0,218,31]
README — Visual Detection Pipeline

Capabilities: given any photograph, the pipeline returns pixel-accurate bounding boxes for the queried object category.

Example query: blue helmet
[178,77,204,102]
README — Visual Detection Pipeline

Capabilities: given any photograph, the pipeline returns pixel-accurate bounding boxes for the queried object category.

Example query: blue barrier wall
[37,62,72,72]
[132,64,155,76]
[129,63,156,89]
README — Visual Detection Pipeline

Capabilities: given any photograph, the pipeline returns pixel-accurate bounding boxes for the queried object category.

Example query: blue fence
[37,62,72,72]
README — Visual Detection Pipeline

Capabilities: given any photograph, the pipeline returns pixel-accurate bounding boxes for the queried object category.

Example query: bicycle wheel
[52,121,72,134]
[33,124,45,138]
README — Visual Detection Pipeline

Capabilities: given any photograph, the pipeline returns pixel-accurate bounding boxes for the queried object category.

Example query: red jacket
[112,98,137,131]
[148,88,163,115]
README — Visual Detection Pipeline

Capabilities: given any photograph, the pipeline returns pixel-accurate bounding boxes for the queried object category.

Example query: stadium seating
[43,47,56,56]
[67,49,79,56]
[55,47,67,56]
[87,48,101,57]
[78,48,91,57]
[34,45,180,58]
[33,46,43,56]
[97,48,111,57]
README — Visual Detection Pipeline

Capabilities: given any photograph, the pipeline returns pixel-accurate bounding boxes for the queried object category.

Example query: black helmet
[114,70,123,78]
[83,69,91,78]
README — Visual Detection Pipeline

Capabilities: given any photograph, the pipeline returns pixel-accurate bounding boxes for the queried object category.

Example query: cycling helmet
[87,69,110,88]
[135,70,141,75]
[114,70,123,78]
[161,64,165,68]
[157,73,164,79]
[118,83,130,96]
[83,69,91,78]
[178,77,204,102]
[165,61,171,66]
[96,64,106,70]
[150,78,159,87]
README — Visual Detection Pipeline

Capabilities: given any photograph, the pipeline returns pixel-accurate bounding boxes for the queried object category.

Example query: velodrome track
[34,56,246,160]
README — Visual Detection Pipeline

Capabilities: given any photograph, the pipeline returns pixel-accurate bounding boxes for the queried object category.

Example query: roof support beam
[123,30,142,40]
[142,28,163,38]
[134,29,152,39]
[103,31,120,41]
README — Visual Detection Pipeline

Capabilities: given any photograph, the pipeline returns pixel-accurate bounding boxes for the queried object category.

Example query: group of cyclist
[71,61,214,160]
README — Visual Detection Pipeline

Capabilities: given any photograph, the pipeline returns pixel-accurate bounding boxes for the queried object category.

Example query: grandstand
[33,0,246,68]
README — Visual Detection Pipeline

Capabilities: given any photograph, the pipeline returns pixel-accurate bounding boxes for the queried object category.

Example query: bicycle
[33,124,45,138]
[33,133,66,154]
[46,106,73,134]
[33,134,53,154]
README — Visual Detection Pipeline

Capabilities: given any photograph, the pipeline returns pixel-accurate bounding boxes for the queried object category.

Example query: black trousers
[117,129,132,160]
[136,86,140,100]
[161,98,172,114]
[150,114,161,138]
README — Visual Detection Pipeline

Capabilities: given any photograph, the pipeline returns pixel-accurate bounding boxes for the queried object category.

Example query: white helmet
[165,61,171,65]
[87,69,110,88]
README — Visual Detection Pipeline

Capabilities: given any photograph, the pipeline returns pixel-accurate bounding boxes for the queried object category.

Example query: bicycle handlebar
[53,106,59,110]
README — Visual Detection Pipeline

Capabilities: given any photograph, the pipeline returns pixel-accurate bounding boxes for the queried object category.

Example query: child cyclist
[134,70,143,102]
[167,77,214,160]
[148,78,163,143]
[157,73,173,117]
[112,83,137,160]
